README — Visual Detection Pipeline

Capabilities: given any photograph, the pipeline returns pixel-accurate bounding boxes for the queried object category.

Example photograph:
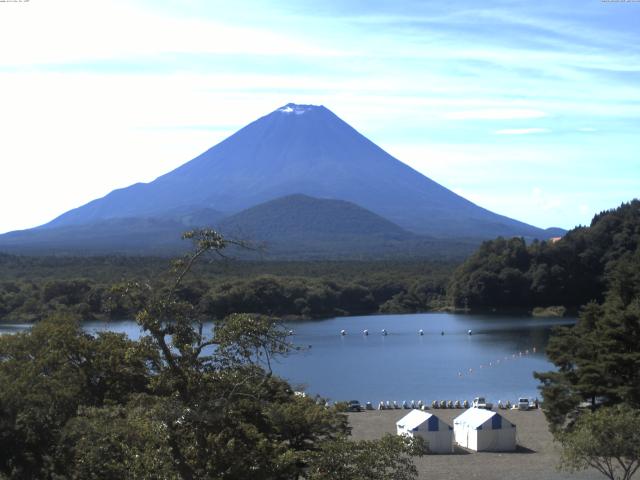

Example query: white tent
[453,408,516,452]
[396,409,453,454]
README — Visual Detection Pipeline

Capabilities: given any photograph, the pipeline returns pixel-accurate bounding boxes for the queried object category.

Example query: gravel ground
[347,408,603,480]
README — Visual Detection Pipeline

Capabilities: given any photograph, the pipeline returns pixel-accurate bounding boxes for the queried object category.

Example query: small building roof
[396,409,433,430]
[454,408,500,429]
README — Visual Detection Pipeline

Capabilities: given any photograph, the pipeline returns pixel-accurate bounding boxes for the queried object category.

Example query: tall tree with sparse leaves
[0,229,425,480]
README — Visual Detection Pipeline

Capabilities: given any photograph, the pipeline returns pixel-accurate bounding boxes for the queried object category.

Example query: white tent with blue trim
[453,408,516,452]
[396,409,453,453]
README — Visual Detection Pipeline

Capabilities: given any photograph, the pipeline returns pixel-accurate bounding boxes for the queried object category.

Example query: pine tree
[535,247,640,431]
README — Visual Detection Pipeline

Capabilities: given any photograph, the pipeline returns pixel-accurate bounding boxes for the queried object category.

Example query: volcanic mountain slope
[0,208,223,255]
[38,103,556,239]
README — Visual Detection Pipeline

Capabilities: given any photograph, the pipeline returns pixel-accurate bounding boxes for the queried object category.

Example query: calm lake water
[0,313,574,405]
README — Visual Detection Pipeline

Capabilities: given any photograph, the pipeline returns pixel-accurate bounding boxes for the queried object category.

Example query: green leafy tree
[0,314,154,479]
[558,405,640,480]
[305,434,425,480]
[59,399,178,480]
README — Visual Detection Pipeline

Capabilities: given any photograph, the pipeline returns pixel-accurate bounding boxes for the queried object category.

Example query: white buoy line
[456,346,538,378]
[334,327,539,378]
[336,329,482,336]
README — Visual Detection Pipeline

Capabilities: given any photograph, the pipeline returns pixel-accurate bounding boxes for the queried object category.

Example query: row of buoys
[339,329,473,336]
[292,328,476,337]
[341,329,391,336]
[457,346,539,378]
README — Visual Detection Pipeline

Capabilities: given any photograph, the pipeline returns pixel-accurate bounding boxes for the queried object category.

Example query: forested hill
[447,200,640,310]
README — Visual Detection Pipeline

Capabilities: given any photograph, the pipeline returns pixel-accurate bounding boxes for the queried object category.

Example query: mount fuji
[0,103,562,256]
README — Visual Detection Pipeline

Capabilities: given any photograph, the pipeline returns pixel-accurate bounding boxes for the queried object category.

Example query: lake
[0,313,573,405]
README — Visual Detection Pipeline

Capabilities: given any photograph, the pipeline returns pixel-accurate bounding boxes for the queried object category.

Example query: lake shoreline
[0,304,575,326]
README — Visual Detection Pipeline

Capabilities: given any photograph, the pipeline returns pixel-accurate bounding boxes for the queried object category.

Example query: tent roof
[396,409,433,430]
[453,408,500,429]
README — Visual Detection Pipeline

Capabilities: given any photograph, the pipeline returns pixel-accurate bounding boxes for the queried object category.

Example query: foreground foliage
[558,405,640,480]
[534,208,640,479]
[0,315,155,478]
[0,230,424,480]
[306,434,425,480]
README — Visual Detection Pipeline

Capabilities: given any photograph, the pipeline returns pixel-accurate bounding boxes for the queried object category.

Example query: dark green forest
[0,256,454,323]
[448,200,640,311]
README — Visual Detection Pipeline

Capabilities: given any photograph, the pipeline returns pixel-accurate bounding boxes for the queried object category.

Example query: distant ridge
[214,194,478,260]
[219,194,411,241]
[0,195,477,259]
[0,103,564,256]
[215,194,417,259]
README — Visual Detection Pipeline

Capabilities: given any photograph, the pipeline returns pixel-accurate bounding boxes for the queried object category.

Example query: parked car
[472,397,494,410]
[347,400,362,412]
[517,398,531,410]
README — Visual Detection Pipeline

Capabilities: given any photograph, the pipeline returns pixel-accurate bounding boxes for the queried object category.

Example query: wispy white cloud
[495,128,550,135]
[445,108,546,120]
[579,204,591,217]
[0,1,347,66]
[532,187,562,211]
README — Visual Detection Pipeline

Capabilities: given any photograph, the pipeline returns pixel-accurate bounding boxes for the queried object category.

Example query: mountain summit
[276,103,317,115]
[41,103,550,239]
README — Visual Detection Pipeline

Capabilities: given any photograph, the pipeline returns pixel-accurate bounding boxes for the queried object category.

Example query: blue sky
[0,0,638,233]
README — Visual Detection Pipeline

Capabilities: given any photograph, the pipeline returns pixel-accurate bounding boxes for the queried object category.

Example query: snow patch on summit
[278,104,315,115]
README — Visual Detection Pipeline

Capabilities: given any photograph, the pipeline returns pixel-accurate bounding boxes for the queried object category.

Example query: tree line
[0,258,453,324]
